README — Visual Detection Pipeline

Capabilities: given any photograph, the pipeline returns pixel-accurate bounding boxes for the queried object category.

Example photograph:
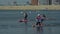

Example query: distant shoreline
[0,5,60,10]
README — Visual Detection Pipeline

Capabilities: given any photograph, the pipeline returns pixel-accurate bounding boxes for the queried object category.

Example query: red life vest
[36,16,41,20]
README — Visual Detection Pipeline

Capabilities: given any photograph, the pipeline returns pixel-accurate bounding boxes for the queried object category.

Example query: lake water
[0,10,60,34]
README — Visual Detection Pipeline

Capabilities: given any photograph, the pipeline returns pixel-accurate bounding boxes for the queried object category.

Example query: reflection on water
[24,22,28,34]
[0,10,60,34]
[0,25,8,29]
[36,26,43,34]
[0,24,60,34]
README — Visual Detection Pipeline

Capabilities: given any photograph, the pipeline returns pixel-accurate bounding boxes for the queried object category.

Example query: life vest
[36,16,41,20]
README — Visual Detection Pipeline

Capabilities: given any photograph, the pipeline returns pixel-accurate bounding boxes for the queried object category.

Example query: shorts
[36,22,41,25]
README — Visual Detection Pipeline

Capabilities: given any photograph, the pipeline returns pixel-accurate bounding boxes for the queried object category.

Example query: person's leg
[36,22,39,25]
[41,19,44,23]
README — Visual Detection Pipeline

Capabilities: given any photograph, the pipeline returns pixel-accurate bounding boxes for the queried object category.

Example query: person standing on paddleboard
[19,12,28,23]
[36,14,42,26]
[24,12,28,20]
[34,14,47,27]
[23,12,28,23]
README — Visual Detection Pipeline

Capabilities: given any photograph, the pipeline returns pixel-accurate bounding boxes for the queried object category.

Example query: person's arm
[43,15,48,20]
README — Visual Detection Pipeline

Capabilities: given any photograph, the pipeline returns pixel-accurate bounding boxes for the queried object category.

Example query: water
[0,10,60,34]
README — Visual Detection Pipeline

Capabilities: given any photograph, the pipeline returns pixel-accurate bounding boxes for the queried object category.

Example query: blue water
[0,10,60,34]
